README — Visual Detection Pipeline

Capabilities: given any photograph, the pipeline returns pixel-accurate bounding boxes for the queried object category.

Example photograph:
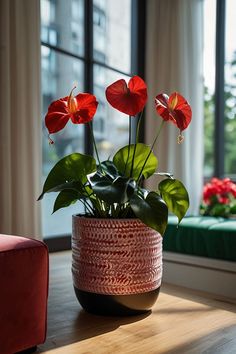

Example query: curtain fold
[0,0,42,238]
[145,0,204,215]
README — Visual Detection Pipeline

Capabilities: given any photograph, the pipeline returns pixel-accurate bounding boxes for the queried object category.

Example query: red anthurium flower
[105,75,147,116]
[45,88,98,135]
[155,92,192,134]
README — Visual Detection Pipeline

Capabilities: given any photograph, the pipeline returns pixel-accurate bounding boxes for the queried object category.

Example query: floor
[37,251,236,354]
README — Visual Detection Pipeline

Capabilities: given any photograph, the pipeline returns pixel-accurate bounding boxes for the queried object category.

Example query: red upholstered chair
[0,234,48,354]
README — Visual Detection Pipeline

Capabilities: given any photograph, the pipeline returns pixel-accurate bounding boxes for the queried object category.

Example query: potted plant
[39,76,192,316]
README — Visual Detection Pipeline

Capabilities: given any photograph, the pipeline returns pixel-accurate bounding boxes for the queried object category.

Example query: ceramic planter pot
[72,215,163,316]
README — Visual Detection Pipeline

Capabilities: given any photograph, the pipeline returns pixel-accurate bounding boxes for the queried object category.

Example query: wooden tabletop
[38,251,236,354]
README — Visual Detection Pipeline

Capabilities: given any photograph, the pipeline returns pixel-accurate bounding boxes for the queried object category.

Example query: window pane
[41,47,84,237]
[93,65,130,161]
[41,0,84,57]
[224,0,236,175]
[203,0,216,177]
[93,0,131,73]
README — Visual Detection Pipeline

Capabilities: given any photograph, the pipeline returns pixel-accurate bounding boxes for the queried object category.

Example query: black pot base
[74,286,160,316]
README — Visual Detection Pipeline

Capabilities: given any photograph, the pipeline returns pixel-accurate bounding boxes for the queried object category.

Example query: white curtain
[0,0,42,238]
[145,0,204,215]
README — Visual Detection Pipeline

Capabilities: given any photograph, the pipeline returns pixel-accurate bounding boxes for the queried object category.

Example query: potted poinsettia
[39,76,192,316]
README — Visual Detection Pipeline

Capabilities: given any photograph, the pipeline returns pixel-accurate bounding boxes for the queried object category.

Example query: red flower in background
[203,177,236,203]
[155,92,192,133]
[45,89,98,135]
[105,75,147,116]
[201,177,236,217]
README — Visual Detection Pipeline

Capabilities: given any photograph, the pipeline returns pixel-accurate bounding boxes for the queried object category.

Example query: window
[224,0,236,175]
[40,0,143,239]
[204,0,236,178]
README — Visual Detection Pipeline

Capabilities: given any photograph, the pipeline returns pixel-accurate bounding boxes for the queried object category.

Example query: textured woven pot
[72,215,163,316]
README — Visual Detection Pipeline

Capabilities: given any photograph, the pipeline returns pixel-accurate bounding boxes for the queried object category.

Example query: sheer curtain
[0,0,42,238]
[145,0,204,215]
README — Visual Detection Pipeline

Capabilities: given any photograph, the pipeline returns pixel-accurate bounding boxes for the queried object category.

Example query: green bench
[163,216,236,262]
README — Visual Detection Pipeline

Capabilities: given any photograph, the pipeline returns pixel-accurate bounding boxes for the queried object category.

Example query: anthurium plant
[39,76,192,236]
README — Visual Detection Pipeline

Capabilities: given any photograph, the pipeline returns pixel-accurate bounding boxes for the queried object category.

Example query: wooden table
[38,251,236,354]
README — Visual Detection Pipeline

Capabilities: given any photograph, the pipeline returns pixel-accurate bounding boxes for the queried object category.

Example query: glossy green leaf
[88,172,136,204]
[130,191,168,235]
[38,153,96,200]
[99,160,119,178]
[113,143,158,180]
[53,189,80,213]
[41,181,83,195]
[158,178,189,223]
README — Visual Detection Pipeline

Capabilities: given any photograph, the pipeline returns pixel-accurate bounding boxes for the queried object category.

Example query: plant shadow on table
[74,309,150,340]
[39,309,150,351]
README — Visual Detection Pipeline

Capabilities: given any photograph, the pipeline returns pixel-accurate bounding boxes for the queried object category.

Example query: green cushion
[163,216,236,261]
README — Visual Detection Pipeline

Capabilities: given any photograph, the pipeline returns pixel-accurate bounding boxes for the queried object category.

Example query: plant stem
[124,116,132,175]
[83,199,95,215]
[88,122,102,171]
[137,120,165,184]
[122,204,131,218]
[130,111,143,178]
[136,111,143,144]
[111,204,116,217]
[130,143,136,178]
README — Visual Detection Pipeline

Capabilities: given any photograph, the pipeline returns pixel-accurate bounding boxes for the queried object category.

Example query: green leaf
[230,204,236,214]
[88,172,136,204]
[53,189,80,213]
[210,204,230,217]
[99,160,119,178]
[130,191,168,235]
[42,181,83,194]
[113,143,158,180]
[38,153,96,200]
[158,178,189,223]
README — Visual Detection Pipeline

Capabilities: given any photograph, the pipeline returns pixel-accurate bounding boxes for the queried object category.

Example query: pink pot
[72,216,162,316]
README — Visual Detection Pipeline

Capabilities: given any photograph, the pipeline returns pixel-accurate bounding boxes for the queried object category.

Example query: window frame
[41,0,146,250]
[214,0,226,178]
[211,0,236,179]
